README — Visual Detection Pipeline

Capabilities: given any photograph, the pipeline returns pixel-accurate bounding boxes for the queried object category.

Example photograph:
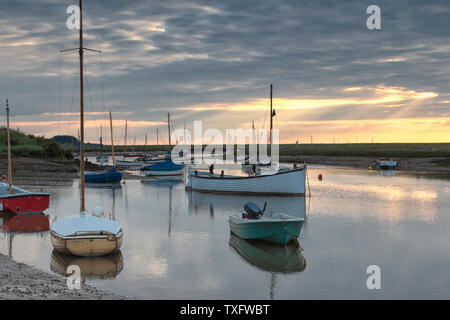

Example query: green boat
[228,202,304,245]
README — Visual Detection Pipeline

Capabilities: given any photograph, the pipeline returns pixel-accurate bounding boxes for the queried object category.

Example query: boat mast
[269,84,273,146]
[109,111,115,167]
[6,98,12,194]
[157,128,159,146]
[78,0,86,212]
[145,134,147,153]
[123,119,127,159]
[167,113,171,148]
[100,125,103,157]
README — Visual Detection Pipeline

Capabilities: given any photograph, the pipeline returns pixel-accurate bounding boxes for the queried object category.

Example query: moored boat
[85,167,123,183]
[0,99,50,214]
[375,158,398,170]
[141,159,184,176]
[228,202,304,244]
[50,211,123,257]
[185,165,306,196]
[0,183,50,214]
[50,1,124,258]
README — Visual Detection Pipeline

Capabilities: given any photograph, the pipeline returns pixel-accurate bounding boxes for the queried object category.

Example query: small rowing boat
[228,202,304,244]
[0,183,50,214]
[50,209,123,257]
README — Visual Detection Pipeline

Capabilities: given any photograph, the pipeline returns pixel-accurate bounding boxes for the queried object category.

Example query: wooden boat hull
[185,167,306,196]
[50,231,123,257]
[228,214,303,244]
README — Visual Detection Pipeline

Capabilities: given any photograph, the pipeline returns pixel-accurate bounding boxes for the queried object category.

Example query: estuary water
[0,164,449,299]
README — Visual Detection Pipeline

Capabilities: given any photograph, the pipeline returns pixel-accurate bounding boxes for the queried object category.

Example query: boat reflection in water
[0,212,50,258]
[188,191,306,219]
[50,250,123,280]
[229,234,306,299]
[1,212,49,233]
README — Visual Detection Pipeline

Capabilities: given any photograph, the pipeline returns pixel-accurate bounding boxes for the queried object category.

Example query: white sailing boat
[50,0,123,257]
[185,84,306,195]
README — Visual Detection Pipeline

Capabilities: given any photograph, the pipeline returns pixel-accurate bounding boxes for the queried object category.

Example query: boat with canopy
[50,0,123,257]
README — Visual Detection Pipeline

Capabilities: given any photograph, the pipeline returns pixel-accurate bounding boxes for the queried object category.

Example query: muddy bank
[0,253,129,300]
[0,156,140,185]
[280,155,450,175]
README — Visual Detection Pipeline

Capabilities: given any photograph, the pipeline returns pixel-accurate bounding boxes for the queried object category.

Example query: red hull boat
[0,183,50,214]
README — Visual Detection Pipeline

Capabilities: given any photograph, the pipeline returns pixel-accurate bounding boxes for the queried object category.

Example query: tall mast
[145,134,147,153]
[123,119,127,158]
[100,125,103,156]
[109,111,115,167]
[269,84,273,146]
[6,98,12,194]
[157,128,159,146]
[167,113,171,148]
[78,0,86,211]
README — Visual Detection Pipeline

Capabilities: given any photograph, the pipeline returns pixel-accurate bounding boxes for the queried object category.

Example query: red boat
[1,212,50,232]
[0,183,50,214]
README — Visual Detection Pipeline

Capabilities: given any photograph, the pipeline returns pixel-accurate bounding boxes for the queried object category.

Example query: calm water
[1,164,449,299]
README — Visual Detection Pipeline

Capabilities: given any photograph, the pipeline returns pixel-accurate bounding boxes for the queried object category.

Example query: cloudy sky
[0,0,449,144]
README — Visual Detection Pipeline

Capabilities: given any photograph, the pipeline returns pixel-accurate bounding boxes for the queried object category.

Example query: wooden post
[109,111,115,167]
[6,98,13,194]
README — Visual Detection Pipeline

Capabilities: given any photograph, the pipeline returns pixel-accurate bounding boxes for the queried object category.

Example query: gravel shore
[0,254,129,300]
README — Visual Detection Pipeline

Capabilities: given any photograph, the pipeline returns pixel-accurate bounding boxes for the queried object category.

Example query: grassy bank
[0,128,69,159]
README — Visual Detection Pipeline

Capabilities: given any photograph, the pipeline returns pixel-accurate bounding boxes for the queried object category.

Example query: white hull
[185,167,306,195]
[142,168,185,176]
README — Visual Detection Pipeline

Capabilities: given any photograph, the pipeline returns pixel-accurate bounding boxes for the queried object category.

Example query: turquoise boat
[228,202,304,245]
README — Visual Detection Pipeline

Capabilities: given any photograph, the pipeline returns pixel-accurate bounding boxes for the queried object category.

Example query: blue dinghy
[85,167,123,183]
[141,159,184,176]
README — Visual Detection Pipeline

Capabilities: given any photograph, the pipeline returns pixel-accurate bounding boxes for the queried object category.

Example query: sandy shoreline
[0,254,130,300]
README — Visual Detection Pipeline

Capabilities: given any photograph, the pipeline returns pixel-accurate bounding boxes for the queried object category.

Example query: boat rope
[282,223,302,249]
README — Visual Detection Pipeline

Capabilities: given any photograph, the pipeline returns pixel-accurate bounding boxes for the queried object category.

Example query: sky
[0,0,449,144]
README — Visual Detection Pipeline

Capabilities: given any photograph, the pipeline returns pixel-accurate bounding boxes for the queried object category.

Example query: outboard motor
[243,201,267,219]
